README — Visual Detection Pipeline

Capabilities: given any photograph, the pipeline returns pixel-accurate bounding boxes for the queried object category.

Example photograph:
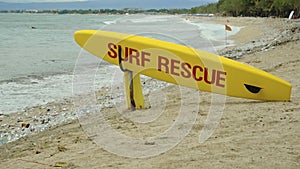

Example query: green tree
[291,0,300,17]
[272,0,292,17]
[219,0,252,16]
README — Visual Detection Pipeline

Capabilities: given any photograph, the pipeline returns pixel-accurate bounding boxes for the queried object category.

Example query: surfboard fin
[244,84,262,94]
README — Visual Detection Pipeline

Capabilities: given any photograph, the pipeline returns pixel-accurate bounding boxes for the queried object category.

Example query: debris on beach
[219,20,300,59]
[53,162,69,167]
[21,123,30,128]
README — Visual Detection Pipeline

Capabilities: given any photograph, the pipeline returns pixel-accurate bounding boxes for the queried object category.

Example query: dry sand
[0,17,299,168]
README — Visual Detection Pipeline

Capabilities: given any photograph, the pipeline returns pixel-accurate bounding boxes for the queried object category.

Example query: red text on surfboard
[108,43,150,67]
[107,43,226,88]
[158,56,226,88]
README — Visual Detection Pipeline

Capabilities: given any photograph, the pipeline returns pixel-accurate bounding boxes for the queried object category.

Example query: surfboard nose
[74,30,97,47]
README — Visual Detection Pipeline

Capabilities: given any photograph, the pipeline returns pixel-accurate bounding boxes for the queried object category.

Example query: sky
[0,0,219,10]
[1,0,88,2]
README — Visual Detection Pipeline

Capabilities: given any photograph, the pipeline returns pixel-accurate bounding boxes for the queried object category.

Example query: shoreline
[0,77,170,145]
[1,16,300,168]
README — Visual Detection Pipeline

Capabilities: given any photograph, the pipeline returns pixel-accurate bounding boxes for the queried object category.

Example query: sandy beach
[0,16,299,168]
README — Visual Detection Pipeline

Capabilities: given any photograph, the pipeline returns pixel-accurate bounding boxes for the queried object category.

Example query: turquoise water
[0,13,239,113]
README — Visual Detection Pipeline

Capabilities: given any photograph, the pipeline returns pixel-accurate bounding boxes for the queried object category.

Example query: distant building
[25,9,39,13]
[123,8,143,12]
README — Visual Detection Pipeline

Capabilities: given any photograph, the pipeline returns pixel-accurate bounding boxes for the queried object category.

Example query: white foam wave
[103,20,117,25]
[127,15,175,23]
[186,19,241,48]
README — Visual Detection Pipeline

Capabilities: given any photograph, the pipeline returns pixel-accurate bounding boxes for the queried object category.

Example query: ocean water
[0,13,239,113]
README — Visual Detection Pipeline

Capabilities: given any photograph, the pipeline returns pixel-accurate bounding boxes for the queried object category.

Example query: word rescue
[107,43,227,88]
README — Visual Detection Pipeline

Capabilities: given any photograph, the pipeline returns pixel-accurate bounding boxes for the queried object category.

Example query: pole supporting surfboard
[118,47,128,72]
[118,47,145,110]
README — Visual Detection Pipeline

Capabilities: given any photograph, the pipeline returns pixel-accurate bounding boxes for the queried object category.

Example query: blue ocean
[0,13,239,113]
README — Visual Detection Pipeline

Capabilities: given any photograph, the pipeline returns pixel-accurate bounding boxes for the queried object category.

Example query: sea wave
[102,20,117,25]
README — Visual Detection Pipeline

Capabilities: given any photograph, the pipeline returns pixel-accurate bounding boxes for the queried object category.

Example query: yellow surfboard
[74,30,291,101]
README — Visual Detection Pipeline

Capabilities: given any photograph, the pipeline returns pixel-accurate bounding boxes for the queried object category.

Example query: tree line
[0,8,190,15]
[192,0,300,17]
